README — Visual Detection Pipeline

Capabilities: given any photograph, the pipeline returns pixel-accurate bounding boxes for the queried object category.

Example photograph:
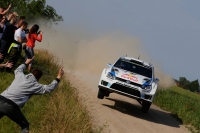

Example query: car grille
[110,83,140,97]
[101,80,108,86]
[145,95,152,100]
[116,77,142,88]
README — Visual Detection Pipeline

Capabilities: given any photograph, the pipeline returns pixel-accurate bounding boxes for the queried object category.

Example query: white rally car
[98,56,159,113]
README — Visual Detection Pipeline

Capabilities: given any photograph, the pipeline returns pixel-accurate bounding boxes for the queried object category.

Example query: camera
[37,30,41,34]
[25,29,29,34]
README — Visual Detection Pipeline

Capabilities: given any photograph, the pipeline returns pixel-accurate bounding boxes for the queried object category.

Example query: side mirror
[155,78,159,82]
[107,63,112,67]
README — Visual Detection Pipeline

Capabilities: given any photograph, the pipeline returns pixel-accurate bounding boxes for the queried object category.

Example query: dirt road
[68,72,190,133]
[37,27,190,132]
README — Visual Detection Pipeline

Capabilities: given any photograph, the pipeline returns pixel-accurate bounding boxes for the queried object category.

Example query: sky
[46,0,200,81]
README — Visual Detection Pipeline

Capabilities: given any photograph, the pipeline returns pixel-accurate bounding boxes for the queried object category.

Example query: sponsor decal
[121,74,138,82]
[126,80,130,84]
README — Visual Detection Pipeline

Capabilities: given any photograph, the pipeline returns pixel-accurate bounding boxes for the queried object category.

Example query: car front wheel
[142,101,152,113]
[97,88,105,99]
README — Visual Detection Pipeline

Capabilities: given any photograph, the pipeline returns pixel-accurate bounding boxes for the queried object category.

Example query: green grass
[153,86,200,132]
[0,49,102,133]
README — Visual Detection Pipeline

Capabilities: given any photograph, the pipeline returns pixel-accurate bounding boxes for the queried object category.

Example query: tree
[188,79,199,92]
[0,0,63,25]
[179,77,190,90]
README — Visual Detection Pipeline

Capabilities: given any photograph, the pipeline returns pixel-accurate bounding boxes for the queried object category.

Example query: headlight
[107,72,116,80]
[145,86,151,90]
[142,78,152,91]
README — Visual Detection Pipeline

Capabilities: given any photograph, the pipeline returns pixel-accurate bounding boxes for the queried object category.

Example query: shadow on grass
[103,97,184,128]
[170,114,183,124]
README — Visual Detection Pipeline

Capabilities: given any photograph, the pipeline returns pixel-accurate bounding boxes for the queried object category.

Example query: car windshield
[114,58,152,78]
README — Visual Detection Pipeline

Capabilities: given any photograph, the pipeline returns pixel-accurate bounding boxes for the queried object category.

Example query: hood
[112,67,151,85]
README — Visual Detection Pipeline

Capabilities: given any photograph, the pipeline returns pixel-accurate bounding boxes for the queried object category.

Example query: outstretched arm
[33,67,64,94]
[34,33,43,42]
[1,4,11,15]
[14,57,34,76]
[0,61,13,68]
[0,53,13,68]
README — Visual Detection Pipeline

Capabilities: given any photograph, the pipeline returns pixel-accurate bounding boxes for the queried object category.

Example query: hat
[12,12,19,17]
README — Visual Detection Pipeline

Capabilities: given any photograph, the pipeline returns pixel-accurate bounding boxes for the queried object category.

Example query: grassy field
[0,49,101,133]
[153,86,200,132]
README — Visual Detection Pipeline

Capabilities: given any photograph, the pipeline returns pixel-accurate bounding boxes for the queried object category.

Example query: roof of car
[120,56,153,67]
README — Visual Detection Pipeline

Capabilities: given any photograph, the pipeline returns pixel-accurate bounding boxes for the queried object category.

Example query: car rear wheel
[142,101,151,113]
[97,88,105,99]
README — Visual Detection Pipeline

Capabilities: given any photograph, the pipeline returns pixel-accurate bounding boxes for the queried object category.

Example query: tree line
[175,77,200,92]
[0,0,63,25]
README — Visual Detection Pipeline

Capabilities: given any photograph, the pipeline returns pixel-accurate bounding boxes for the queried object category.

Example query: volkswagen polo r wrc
[97,56,159,113]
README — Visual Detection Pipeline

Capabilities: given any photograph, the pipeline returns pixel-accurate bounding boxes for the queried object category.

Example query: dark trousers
[0,95,29,133]
[0,39,11,63]
[6,46,21,71]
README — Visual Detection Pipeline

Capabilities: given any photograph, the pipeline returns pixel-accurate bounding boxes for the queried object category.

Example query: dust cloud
[35,24,174,88]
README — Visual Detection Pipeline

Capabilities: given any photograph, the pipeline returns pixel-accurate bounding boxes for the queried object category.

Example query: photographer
[25,24,42,71]
[0,57,64,133]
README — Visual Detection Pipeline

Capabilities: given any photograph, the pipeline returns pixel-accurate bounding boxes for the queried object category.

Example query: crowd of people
[0,4,43,71]
[0,4,64,133]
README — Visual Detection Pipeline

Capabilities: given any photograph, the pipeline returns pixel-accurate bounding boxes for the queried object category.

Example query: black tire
[104,91,110,97]
[142,102,152,113]
[97,88,105,99]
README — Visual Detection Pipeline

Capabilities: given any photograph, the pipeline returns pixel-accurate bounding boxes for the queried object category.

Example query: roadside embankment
[0,49,100,133]
[154,86,200,132]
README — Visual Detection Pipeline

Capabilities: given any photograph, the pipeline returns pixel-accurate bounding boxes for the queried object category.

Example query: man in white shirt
[14,21,27,43]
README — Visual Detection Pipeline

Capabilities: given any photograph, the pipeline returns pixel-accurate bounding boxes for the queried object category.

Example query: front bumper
[98,82,153,102]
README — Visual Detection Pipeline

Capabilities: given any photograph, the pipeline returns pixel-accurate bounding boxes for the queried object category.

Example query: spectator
[12,11,19,17]
[25,24,42,71]
[0,53,13,68]
[0,15,17,63]
[0,57,64,133]
[0,14,2,21]
[0,15,7,39]
[15,16,26,29]
[0,14,3,33]
[5,12,13,24]
[14,21,28,45]
[0,4,12,15]
[6,21,28,70]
